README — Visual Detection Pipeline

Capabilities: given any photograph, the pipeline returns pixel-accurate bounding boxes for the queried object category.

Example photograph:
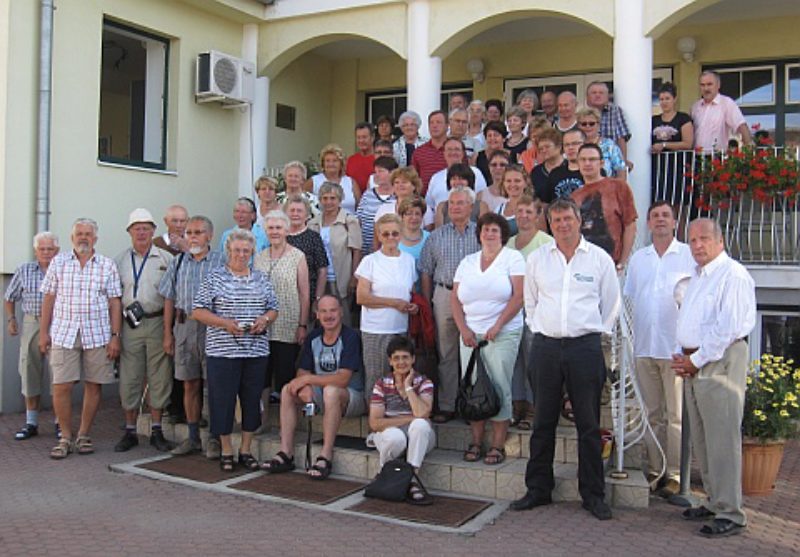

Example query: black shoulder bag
[364,459,424,502]
[456,340,500,421]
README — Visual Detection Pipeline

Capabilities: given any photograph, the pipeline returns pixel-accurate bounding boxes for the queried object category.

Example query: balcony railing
[652,147,800,265]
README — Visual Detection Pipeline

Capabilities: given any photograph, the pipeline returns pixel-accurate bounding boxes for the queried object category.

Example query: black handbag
[364,459,421,502]
[457,340,501,421]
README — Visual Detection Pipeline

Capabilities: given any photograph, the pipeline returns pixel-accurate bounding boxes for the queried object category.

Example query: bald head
[164,205,189,236]
[557,91,577,120]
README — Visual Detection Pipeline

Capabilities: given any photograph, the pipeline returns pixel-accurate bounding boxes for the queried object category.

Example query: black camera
[124,301,145,328]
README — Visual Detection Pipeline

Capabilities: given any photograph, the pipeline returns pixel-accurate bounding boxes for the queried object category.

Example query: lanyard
[131,248,151,299]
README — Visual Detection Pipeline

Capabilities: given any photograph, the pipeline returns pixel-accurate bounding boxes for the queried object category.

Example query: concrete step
[142,418,649,508]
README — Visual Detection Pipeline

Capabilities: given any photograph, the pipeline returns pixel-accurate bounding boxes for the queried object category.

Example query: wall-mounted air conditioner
[196,50,255,108]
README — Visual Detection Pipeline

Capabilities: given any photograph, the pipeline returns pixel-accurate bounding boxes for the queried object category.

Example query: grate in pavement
[136,454,251,483]
[347,494,492,527]
[230,471,365,504]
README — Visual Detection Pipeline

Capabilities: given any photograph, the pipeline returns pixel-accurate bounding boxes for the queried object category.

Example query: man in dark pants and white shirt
[511,198,620,520]
[671,218,755,538]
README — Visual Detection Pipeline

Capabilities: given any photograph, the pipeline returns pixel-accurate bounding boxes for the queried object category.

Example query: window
[504,68,674,113]
[99,20,169,169]
[365,83,472,124]
[751,310,800,363]
[706,59,800,147]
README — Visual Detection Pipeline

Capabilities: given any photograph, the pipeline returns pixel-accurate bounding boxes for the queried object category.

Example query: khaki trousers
[432,284,460,412]
[684,340,748,526]
[635,357,682,478]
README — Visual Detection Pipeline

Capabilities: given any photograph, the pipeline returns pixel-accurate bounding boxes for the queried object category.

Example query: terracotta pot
[742,438,785,496]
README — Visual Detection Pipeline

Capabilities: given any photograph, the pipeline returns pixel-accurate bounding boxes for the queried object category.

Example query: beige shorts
[312,385,366,417]
[50,332,116,385]
[174,318,207,382]
[19,315,48,397]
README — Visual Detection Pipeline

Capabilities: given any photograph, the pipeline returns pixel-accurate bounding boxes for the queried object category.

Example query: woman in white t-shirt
[452,212,524,465]
[356,213,418,402]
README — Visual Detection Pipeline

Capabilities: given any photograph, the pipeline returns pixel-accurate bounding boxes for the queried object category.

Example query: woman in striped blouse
[192,229,279,472]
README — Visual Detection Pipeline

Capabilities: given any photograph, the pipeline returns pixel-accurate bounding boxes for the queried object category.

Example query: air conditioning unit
[196,50,255,107]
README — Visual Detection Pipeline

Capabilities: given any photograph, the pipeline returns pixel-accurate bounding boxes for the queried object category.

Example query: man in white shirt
[671,218,755,538]
[511,198,620,520]
[425,138,486,214]
[624,201,694,496]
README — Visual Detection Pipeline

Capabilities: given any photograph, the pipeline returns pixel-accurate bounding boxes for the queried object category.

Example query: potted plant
[741,354,800,495]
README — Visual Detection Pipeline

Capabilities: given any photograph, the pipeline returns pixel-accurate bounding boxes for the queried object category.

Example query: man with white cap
[114,208,175,452]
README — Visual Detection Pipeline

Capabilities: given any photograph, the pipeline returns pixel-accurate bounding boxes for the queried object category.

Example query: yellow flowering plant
[743,354,800,442]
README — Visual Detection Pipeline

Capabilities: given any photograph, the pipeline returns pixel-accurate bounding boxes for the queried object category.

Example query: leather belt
[143,310,164,319]
[435,282,453,290]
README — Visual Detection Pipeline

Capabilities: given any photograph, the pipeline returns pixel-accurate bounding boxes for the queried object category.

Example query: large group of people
[4,71,757,535]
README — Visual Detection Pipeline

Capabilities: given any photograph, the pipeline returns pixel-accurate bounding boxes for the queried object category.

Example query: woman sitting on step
[369,335,436,505]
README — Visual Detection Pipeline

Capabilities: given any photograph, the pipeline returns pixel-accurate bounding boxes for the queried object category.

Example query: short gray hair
[398,110,421,127]
[689,217,723,240]
[33,231,59,249]
[516,89,539,108]
[263,210,290,230]
[449,107,468,120]
[225,228,255,254]
[189,215,214,237]
[72,218,98,236]
[283,160,308,180]
[468,100,485,111]
[700,70,721,86]
[546,198,581,223]
[283,194,311,216]
[318,182,344,201]
[448,185,476,203]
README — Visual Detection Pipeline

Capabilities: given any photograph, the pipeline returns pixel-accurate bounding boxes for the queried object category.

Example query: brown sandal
[463,443,482,462]
[484,447,506,465]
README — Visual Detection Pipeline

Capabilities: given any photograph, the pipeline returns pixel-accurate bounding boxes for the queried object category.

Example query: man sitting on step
[260,295,365,479]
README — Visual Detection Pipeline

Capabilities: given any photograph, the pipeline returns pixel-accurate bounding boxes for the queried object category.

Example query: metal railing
[652,147,800,265]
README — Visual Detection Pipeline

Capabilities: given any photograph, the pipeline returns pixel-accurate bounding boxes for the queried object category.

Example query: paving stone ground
[1,399,798,556]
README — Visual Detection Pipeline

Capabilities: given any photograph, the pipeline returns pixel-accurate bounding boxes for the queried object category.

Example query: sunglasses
[380,231,400,238]
[579,121,598,127]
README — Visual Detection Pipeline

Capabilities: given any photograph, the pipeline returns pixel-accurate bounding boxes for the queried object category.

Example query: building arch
[645,0,722,38]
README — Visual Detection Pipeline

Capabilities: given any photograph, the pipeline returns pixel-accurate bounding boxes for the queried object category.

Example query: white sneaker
[205,437,221,459]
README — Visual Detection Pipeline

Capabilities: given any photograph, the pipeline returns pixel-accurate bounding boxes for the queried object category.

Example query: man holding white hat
[114,208,175,452]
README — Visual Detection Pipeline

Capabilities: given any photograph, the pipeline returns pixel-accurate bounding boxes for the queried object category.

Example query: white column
[239,24,259,198]
[613,0,652,241]
[406,0,441,137]
[252,76,269,184]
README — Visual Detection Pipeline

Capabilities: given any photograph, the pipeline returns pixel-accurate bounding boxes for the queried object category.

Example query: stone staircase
[142,404,649,508]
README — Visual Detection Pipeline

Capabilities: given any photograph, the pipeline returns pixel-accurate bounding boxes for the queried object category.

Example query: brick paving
[1,400,798,556]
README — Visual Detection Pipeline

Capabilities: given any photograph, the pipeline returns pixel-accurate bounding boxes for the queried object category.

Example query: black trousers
[207,356,267,436]
[267,341,300,393]
[525,333,606,503]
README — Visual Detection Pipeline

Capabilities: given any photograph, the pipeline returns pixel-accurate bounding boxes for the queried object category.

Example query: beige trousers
[635,357,682,479]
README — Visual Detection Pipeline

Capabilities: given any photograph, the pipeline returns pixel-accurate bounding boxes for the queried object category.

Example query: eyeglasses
[579,121,598,127]
[380,231,401,238]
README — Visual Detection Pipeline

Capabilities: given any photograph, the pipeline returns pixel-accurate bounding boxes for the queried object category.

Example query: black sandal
[238,453,259,471]
[463,444,482,462]
[308,456,332,480]
[260,451,296,474]
[15,424,38,440]
[407,479,433,506]
[220,454,235,472]
[484,446,506,465]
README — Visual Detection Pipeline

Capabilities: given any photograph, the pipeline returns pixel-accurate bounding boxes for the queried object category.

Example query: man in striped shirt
[4,231,60,440]
[40,218,123,459]
[159,215,225,457]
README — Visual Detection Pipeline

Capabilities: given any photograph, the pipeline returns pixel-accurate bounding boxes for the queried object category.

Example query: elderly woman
[466,100,486,147]
[495,164,533,236]
[254,211,310,398]
[576,107,627,180]
[308,182,362,327]
[392,110,428,168]
[516,89,539,123]
[369,335,435,505]
[356,214,418,402]
[504,106,529,164]
[474,120,508,184]
[255,176,281,223]
[305,144,361,214]
[278,160,320,218]
[433,164,489,228]
[284,196,329,312]
[508,194,553,430]
[192,229,279,472]
[219,197,269,254]
[452,213,524,465]
[477,150,510,212]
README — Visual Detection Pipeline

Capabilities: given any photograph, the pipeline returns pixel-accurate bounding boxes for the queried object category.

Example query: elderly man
[624,202,694,496]
[159,215,226,456]
[448,93,467,112]
[261,295,365,479]
[512,198,619,520]
[586,81,631,164]
[153,204,189,255]
[425,137,486,214]
[672,218,755,538]
[346,122,376,193]
[555,91,578,134]
[571,143,638,270]
[113,209,175,452]
[692,71,753,153]
[5,232,60,440]
[40,218,122,459]
[540,90,558,124]
[392,110,428,167]
[411,110,449,193]
[418,187,481,423]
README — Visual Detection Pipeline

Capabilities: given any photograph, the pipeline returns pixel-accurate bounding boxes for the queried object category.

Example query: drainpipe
[35,0,54,232]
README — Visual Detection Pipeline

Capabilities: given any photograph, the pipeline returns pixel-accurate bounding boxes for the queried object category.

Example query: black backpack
[456,340,501,421]
[364,459,422,502]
